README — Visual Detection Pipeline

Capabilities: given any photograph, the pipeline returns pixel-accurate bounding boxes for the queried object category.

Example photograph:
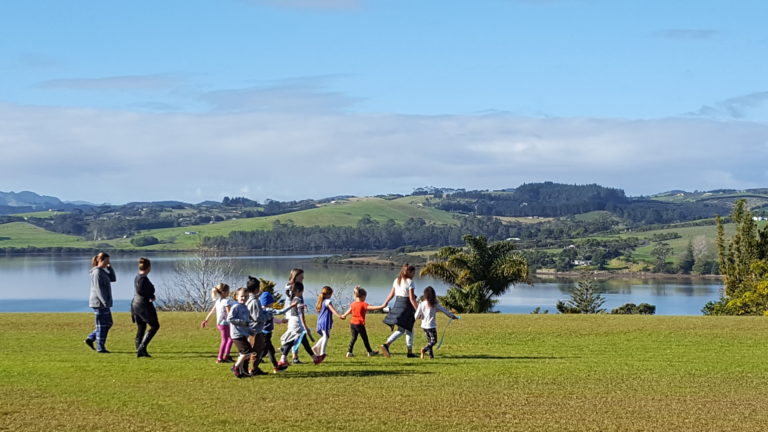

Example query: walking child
[200,283,235,363]
[277,281,321,371]
[244,276,268,376]
[340,286,385,357]
[414,286,459,359]
[258,289,290,370]
[227,288,254,378]
[311,286,345,361]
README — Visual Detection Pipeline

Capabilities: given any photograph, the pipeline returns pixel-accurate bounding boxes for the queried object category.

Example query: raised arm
[436,304,457,320]
[106,266,116,282]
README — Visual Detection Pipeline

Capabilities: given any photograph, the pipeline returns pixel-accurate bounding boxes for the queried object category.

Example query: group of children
[201,266,459,378]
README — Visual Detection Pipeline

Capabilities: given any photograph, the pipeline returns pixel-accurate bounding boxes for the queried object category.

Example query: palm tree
[420,235,529,313]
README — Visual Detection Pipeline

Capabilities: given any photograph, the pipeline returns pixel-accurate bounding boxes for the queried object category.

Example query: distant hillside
[0,191,65,214]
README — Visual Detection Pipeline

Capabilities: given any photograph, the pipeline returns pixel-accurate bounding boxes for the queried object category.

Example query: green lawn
[0,222,88,248]
[2,313,767,431]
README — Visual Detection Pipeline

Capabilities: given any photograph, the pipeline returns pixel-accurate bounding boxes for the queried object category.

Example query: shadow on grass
[273,369,433,379]
[445,355,568,360]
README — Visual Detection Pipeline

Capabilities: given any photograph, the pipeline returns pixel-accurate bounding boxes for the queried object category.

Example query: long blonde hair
[288,268,304,285]
[316,286,333,312]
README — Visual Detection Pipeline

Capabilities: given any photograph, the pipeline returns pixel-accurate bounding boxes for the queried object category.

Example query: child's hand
[454,315,461,320]
[282,318,288,324]
[200,320,208,328]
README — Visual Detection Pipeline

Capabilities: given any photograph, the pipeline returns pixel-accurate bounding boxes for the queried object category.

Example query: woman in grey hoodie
[85,252,116,353]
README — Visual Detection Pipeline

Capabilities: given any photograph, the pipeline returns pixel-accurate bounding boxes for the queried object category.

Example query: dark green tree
[420,235,529,313]
[556,277,606,314]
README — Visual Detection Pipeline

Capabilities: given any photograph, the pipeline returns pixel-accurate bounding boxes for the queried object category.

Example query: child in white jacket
[414,286,458,359]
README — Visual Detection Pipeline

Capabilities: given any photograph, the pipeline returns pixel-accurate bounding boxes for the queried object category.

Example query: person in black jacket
[132,257,160,357]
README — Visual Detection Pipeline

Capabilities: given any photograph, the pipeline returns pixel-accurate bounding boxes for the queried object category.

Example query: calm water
[0,254,723,315]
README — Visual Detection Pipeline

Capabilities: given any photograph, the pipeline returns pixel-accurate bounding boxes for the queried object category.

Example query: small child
[227,288,254,378]
[200,283,235,363]
[341,286,385,357]
[414,286,459,359]
[245,276,268,376]
[258,290,290,370]
[311,286,345,361]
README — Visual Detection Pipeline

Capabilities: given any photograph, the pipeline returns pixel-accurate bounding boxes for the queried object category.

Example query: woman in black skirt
[379,264,419,358]
[132,257,160,357]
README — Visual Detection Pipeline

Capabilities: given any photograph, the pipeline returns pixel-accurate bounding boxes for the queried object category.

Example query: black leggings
[134,310,160,350]
[348,324,372,353]
[260,332,277,367]
[280,334,314,358]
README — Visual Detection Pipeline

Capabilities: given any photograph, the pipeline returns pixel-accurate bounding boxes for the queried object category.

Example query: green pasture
[6,210,66,218]
[110,197,458,250]
[0,222,88,248]
[2,313,768,431]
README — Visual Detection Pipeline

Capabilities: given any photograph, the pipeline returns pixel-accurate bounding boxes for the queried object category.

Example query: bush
[611,302,656,315]
[131,236,160,247]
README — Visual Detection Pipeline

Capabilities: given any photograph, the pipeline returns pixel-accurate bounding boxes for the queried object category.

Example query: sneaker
[313,354,326,365]
[249,368,268,376]
[292,358,304,365]
[231,366,244,378]
[273,361,289,373]
[367,351,379,357]
[84,339,95,351]
[97,349,111,354]
[222,357,234,363]
[406,352,418,358]
[346,352,354,358]
[380,344,390,358]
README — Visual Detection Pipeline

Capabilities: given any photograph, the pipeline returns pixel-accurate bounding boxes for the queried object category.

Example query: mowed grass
[2,313,768,431]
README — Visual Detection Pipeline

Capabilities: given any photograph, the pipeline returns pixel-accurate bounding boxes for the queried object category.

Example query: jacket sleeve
[106,266,116,282]
[414,302,425,320]
[436,304,455,319]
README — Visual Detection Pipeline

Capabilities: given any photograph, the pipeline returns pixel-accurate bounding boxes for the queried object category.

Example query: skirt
[383,296,415,332]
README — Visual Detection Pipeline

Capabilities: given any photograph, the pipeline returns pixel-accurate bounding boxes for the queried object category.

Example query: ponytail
[316,286,333,312]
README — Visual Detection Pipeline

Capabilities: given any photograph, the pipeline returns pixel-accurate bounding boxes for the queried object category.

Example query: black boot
[137,333,155,357]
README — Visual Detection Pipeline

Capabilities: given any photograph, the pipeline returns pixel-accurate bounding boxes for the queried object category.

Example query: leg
[315,330,329,356]
[250,333,266,373]
[94,308,113,352]
[263,333,278,367]
[135,318,147,352]
[348,324,359,354]
[425,328,437,358]
[217,325,230,361]
[358,325,374,353]
[301,333,315,358]
[381,327,405,357]
[138,316,160,357]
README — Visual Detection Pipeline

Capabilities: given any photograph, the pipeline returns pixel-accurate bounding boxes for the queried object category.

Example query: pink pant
[217,324,233,361]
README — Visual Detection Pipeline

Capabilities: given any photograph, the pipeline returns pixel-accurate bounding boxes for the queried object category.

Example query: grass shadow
[446,354,569,360]
[272,369,433,379]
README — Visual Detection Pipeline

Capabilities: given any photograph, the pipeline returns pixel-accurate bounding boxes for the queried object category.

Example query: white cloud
[0,102,766,203]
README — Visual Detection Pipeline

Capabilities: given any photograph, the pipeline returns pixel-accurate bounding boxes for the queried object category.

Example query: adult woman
[85,252,116,353]
[380,263,419,358]
[132,257,160,357]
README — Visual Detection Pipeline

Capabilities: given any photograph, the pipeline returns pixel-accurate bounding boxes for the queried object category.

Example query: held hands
[200,319,208,328]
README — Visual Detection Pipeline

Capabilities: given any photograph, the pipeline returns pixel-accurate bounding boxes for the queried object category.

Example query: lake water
[0,254,723,315]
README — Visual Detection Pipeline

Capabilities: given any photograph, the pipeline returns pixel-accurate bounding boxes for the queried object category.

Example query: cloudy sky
[1,0,767,204]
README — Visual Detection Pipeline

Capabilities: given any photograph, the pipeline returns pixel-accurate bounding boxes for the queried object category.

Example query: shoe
[231,366,244,378]
[312,346,321,356]
[406,352,418,358]
[420,348,425,360]
[313,354,326,365]
[97,350,111,354]
[292,358,303,365]
[249,368,268,376]
[380,344,390,358]
[84,339,95,351]
[137,348,151,358]
[367,351,379,357]
[346,352,354,358]
[216,359,224,364]
[273,361,289,373]
[222,357,235,363]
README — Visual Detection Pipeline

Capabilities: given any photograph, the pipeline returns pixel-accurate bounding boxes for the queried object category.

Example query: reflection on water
[0,255,723,315]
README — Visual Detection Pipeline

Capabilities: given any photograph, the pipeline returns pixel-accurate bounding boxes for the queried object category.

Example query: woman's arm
[201,304,216,328]
[380,286,395,308]
[106,266,117,282]
[408,287,418,309]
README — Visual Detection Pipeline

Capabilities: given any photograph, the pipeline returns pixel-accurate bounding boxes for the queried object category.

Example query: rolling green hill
[0,222,90,248]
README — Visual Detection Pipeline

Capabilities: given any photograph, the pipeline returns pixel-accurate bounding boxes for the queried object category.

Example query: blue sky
[1,0,767,203]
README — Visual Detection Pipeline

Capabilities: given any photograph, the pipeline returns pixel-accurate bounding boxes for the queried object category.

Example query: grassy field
[0,222,89,248]
[2,313,768,431]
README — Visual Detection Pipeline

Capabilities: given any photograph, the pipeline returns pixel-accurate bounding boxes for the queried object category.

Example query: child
[414,286,459,359]
[245,276,268,376]
[258,290,290,370]
[311,286,345,361]
[340,286,385,357]
[200,283,235,363]
[277,282,320,371]
[227,288,254,378]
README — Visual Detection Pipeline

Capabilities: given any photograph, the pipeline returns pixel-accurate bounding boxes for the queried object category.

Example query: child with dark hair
[414,286,459,359]
[341,286,385,357]
[244,276,268,376]
[277,282,320,371]
[227,288,254,378]
[258,290,290,371]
